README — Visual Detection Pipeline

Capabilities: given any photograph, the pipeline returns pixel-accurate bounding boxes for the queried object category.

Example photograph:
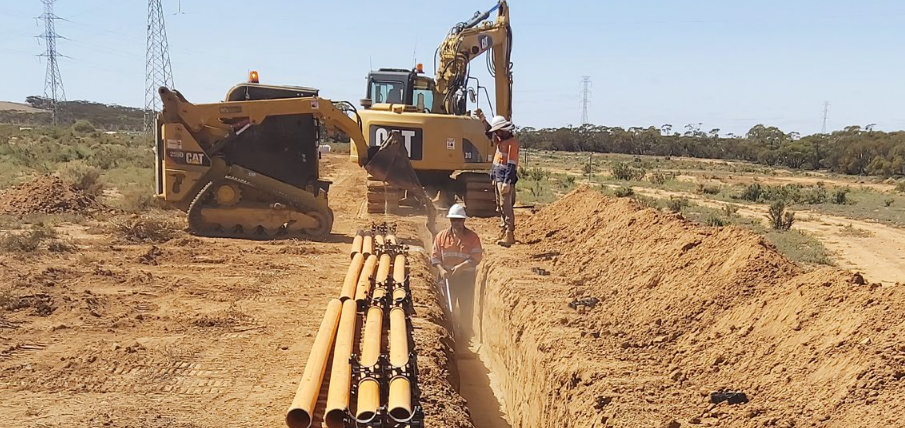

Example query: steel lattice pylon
[39,0,66,125]
[144,0,174,132]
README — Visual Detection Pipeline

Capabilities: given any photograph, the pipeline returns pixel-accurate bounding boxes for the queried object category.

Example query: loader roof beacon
[356,1,513,218]
[152,76,427,239]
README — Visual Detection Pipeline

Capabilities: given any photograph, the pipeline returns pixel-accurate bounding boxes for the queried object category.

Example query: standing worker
[476,109,519,246]
[430,204,483,339]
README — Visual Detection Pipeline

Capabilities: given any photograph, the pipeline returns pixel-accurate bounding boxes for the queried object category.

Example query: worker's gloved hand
[475,108,485,121]
[438,266,449,279]
[498,182,511,195]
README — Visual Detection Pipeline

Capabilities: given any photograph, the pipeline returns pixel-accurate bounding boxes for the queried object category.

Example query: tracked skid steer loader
[153,83,433,240]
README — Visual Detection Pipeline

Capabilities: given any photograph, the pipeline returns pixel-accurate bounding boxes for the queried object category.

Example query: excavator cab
[361,67,439,114]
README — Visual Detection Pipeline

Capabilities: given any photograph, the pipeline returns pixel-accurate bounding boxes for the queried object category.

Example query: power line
[579,76,591,126]
[821,101,830,134]
[39,0,66,125]
[145,0,175,132]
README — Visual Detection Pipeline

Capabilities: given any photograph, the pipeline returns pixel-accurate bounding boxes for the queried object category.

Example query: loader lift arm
[159,87,372,166]
[156,87,436,238]
[435,0,512,119]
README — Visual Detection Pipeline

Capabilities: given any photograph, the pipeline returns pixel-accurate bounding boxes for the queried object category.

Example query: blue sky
[2,0,904,135]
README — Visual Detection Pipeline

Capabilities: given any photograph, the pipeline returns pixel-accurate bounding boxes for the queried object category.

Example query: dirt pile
[474,186,905,427]
[0,175,100,215]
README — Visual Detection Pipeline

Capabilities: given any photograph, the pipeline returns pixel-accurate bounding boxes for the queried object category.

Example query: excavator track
[458,173,497,217]
[187,176,334,240]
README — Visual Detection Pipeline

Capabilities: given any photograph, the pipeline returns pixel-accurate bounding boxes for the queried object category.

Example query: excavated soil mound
[474,186,905,427]
[0,175,100,215]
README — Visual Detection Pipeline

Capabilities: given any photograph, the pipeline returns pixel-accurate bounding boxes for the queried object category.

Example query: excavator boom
[435,1,512,118]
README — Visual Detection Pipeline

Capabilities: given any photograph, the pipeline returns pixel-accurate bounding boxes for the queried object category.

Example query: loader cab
[361,68,438,113]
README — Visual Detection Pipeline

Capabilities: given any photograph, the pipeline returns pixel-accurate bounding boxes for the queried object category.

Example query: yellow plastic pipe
[354,254,378,302]
[376,253,392,285]
[356,305,384,422]
[388,377,412,422]
[375,234,385,247]
[362,234,374,256]
[387,305,411,420]
[385,233,397,245]
[324,299,358,428]
[392,254,407,301]
[286,299,342,428]
[340,253,365,300]
[350,233,363,257]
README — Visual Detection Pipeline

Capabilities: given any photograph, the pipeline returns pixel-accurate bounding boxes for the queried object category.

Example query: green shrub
[0,225,58,252]
[114,183,157,213]
[885,198,894,207]
[767,200,795,230]
[58,160,104,196]
[614,186,634,197]
[832,188,849,205]
[519,166,549,181]
[721,204,740,217]
[896,181,905,193]
[705,215,728,227]
[112,216,178,243]
[648,171,670,185]
[696,183,721,195]
[72,120,95,133]
[611,162,646,181]
[740,183,763,202]
[802,187,828,204]
[667,197,690,213]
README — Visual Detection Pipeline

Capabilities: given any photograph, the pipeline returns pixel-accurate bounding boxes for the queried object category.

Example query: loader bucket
[364,131,438,234]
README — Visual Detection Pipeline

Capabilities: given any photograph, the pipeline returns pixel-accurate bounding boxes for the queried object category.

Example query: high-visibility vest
[430,228,483,270]
[493,137,520,167]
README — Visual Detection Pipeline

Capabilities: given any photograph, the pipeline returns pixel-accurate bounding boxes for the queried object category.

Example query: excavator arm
[435,1,512,119]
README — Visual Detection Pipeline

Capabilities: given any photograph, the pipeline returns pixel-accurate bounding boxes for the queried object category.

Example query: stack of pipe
[286,225,422,428]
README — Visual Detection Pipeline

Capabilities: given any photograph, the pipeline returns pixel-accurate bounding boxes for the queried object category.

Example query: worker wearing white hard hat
[475,109,519,247]
[430,204,483,339]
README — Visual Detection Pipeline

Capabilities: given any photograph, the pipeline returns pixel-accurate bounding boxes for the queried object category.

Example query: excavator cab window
[412,78,434,113]
[371,81,406,104]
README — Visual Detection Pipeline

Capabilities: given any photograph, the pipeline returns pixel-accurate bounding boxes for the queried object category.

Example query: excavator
[356,0,512,217]
[152,80,433,240]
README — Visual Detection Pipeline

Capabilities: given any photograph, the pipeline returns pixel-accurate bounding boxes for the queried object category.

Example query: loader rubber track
[186,177,334,240]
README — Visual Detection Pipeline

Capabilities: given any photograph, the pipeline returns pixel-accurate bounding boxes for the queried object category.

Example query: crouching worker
[430,204,483,339]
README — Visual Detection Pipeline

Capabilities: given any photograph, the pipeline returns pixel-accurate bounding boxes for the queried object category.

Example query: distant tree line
[0,96,145,131]
[519,123,905,177]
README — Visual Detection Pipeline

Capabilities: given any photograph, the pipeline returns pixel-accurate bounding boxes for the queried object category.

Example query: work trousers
[493,183,516,232]
[447,270,477,339]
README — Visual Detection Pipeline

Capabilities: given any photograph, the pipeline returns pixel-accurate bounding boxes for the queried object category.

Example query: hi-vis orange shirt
[430,228,483,271]
[491,136,520,183]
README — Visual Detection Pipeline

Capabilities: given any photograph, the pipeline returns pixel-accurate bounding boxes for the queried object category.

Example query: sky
[1,0,904,135]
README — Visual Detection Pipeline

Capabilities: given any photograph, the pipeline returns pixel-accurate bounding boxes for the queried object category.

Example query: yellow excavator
[153,81,432,240]
[355,1,512,216]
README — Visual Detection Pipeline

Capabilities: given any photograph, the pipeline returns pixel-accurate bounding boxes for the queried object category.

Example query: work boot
[497,230,515,247]
[494,227,507,242]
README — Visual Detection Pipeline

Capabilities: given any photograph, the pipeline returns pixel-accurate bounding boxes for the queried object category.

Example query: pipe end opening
[286,409,312,428]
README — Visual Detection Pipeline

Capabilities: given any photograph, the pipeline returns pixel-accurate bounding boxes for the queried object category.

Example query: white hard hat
[487,115,514,133]
[447,204,468,219]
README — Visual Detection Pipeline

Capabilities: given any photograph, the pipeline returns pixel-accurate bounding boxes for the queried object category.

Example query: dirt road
[625,186,905,285]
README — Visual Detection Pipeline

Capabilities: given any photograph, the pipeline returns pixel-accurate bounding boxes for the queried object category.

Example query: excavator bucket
[364,131,438,234]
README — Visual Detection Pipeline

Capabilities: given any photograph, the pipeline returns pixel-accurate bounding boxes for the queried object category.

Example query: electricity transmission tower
[39,0,66,125]
[580,76,591,126]
[145,0,175,132]
[821,101,830,134]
